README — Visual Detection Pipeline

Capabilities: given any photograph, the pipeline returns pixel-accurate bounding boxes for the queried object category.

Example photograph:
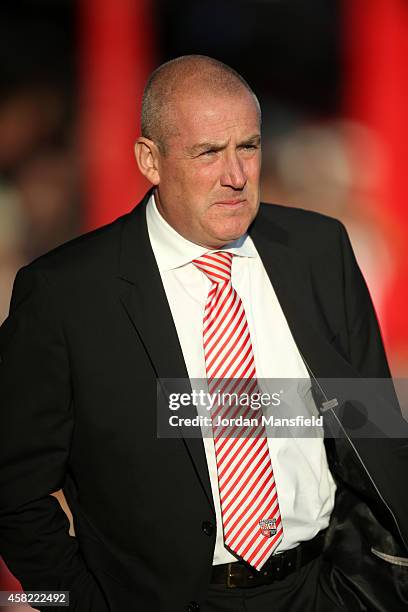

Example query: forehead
[168,90,260,146]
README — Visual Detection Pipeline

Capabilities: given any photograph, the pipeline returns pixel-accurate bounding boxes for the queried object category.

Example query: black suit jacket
[1,191,408,611]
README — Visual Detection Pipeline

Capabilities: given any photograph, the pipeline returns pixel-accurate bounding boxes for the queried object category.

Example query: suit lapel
[117,192,215,513]
[118,192,187,379]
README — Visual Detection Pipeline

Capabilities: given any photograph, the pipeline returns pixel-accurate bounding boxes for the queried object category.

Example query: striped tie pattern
[193,251,283,570]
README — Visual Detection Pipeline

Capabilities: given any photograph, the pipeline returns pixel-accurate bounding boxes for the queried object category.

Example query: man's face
[153,89,261,249]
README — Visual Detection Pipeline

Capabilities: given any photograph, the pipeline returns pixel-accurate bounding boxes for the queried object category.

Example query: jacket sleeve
[337,221,392,380]
[336,222,408,551]
[0,266,108,611]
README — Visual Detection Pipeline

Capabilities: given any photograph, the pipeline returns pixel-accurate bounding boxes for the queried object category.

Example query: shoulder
[257,201,345,237]
[19,211,131,283]
[254,201,347,257]
[7,210,135,314]
[22,190,153,283]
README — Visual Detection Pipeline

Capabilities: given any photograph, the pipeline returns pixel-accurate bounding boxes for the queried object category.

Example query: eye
[241,144,258,151]
[200,149,219,156]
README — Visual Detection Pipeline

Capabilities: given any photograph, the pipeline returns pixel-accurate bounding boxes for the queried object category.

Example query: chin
[213,230,247,246]
[223,218,252,239]
[204,210,255,246]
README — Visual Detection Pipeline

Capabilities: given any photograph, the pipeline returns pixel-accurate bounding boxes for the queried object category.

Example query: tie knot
[193,251,233,284]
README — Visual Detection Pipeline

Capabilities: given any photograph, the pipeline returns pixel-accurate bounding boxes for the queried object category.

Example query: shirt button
[186,601,200,612]
[201,521,214,536]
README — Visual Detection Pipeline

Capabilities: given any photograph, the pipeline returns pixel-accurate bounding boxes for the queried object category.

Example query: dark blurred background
[1,0,407,606]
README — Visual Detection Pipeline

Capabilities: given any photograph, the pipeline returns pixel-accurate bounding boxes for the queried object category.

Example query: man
[1,55,408,612]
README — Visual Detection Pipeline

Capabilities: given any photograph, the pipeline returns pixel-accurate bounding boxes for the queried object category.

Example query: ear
[134,137,160,185]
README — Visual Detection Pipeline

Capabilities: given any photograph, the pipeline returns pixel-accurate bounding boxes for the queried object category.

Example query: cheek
[247,159,261,183]
[177,164,210,192]
[192,157,224,181]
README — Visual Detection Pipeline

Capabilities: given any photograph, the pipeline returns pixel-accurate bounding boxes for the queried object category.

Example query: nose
[220,150,247,190]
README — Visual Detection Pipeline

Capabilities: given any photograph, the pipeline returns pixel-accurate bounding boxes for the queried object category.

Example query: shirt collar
[146,192,257,272]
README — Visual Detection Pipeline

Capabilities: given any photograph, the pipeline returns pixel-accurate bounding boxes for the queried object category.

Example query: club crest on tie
[259,518,277,538]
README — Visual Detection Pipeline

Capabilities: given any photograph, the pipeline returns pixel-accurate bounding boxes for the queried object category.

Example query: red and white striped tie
[193,251,283,570]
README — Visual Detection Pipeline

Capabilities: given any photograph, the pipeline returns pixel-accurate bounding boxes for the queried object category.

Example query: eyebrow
[187,133,261,156]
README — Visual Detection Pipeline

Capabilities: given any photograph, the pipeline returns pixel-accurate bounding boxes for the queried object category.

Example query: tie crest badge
[259,518,277,538]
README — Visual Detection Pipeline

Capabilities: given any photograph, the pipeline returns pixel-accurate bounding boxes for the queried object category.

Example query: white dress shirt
[146,193,336,565]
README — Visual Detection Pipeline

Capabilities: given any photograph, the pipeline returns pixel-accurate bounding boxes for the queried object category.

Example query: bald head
[141,55,261,153]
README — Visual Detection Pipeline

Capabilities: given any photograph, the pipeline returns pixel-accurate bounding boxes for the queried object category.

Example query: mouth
[212,198,247,208]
